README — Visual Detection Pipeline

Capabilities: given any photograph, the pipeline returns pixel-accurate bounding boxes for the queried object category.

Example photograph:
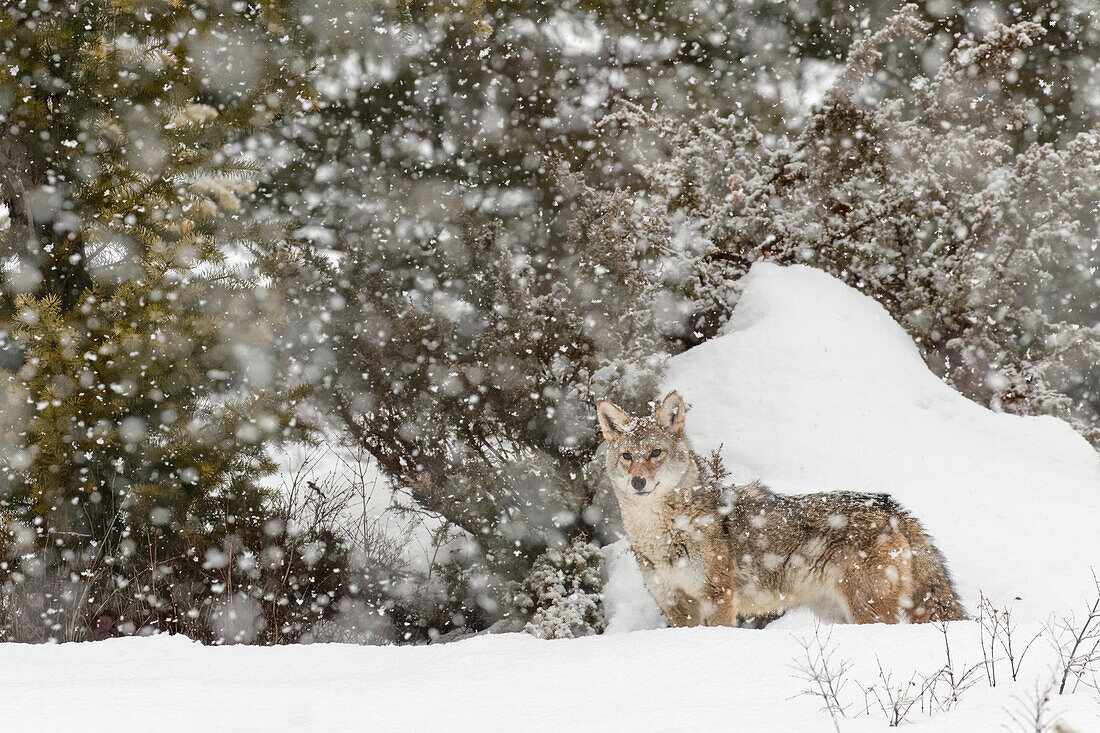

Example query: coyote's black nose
[631,476,647,492]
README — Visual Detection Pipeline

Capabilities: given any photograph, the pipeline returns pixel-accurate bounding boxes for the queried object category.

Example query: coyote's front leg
[669,548,737,627]
[667,587,735,627]
[634,552,694,627]
[666,593,704,627]
[701,549,737,626]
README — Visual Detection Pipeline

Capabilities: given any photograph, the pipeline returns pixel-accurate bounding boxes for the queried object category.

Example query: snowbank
[661,262,1100,621]
[600,539,665,633]
[4,627,1097,732]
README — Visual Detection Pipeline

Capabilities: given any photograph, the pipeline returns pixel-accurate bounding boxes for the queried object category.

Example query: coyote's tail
[900,516,967,622]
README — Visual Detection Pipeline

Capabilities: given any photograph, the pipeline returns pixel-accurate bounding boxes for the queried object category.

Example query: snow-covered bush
[511,536,605,640]
[573,6,1100,445]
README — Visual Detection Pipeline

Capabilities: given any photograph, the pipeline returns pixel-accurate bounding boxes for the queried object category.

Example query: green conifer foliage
[0,1,313,641]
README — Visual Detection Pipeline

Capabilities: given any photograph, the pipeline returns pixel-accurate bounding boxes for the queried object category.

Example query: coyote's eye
[649,449,662,459]
[621,452,633,462]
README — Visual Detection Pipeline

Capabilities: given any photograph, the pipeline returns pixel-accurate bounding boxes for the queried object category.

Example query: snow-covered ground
[7,625,1096,732]
[5,263,1100,731]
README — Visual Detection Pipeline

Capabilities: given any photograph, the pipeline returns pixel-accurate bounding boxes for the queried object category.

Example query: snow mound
[654,262,1100,620]
[600,539,665,633]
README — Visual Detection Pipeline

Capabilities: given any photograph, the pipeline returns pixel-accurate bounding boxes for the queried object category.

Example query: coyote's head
[596,391,697,500]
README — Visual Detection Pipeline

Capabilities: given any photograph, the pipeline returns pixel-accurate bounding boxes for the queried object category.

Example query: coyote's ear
[654,391,687,438]
[596,400,632,444]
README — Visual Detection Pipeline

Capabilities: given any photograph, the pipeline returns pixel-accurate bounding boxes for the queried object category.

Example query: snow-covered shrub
[511,536,605,640]
[572,6,1100,446]
[286,204,664,633]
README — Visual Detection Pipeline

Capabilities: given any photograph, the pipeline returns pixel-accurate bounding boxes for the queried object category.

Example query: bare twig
[923,621,983,713]
[1005,675,1058,733]
[791,622,853,732]
[863,657,924,727]
[1045,572,1100,695]
[978,592,1042,687]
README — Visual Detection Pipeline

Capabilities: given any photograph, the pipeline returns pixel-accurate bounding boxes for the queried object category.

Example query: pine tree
[511,535,605,640]
[0,0,314,641]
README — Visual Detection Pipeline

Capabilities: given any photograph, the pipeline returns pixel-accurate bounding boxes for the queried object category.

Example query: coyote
[596,392,966,627]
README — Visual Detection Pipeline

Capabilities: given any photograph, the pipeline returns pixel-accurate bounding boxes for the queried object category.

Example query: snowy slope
[663,262,1100,621]
[4,262,1100,732]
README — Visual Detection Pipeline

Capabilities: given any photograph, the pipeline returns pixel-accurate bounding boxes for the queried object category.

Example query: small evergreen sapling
[512,536,605,640]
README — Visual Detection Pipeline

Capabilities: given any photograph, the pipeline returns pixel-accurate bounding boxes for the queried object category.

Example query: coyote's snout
[597,392,966,627]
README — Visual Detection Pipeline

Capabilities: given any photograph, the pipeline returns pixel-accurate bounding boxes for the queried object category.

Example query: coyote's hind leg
[840,533,915,624]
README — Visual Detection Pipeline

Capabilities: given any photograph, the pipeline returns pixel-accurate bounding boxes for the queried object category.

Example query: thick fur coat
[597,392,966,626]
